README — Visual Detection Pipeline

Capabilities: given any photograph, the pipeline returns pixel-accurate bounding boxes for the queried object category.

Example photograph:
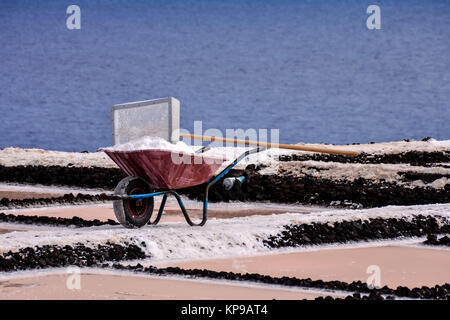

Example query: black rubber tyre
[113,176,154,228]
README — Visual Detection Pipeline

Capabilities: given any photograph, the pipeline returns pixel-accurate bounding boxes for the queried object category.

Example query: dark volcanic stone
[183,166,450,207]
[264,215,450,248]
[0,193,114,210]
[0,165,125,189]
[399,172,450,184]
[111,264,450,300]
[0,243,146,272]
[424,234,450,247]
[0,212,118,227]
[278,150,450,166]
[1,158,450,208]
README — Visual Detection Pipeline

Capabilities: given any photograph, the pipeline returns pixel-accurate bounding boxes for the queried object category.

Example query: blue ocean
[0,0,449,152]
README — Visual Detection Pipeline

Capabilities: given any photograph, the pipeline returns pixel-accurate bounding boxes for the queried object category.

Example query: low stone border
[0,212,118,227]
[0,193,111,209]
[1,164,449,207]
[0,243,146,272]
[263,215,450,248]
[111,264,450,300]
[278,151,450,166]
[0,165,124,189]
[0,239,448,299]
[424,234,450,247]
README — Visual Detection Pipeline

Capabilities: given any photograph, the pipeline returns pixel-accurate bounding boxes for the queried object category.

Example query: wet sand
[157,246,450,288]
[0,190,60,200]
[0,184,84,200]
[0,228,15,235]
[3,200,316,223]
[3,205,117,222]
[0,272,341,300]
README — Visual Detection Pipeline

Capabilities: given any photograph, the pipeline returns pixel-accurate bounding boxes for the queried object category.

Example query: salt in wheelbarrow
[103,133,358,228]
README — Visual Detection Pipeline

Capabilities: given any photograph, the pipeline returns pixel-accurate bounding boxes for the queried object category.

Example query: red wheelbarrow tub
[103,149,227,190]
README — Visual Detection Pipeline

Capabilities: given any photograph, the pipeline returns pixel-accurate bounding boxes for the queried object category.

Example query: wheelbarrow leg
[171,191,207,226]
[138,147,264,227]
[148,193,168,225]
[170,147,263,226]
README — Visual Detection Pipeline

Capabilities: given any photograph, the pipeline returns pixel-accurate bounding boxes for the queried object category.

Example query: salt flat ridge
[1,203,448,262]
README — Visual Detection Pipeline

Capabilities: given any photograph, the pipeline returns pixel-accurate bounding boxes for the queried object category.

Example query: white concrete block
[111,97,180,145]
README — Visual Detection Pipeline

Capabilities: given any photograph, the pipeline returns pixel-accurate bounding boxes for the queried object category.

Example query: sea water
[0,0,449,152]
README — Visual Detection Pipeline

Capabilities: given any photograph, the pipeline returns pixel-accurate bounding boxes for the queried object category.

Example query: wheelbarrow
[103,133,358,228]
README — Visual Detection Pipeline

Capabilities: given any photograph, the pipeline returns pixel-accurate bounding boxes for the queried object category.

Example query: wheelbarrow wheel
[113,176,154,228]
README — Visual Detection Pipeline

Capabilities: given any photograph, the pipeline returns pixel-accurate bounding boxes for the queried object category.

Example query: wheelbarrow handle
[180,133,359,157]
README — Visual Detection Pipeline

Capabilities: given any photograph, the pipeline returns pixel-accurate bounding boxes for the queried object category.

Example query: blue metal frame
[125,147,263,226]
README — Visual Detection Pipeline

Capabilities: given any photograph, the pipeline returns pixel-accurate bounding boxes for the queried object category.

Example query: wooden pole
[180,133,359,156]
